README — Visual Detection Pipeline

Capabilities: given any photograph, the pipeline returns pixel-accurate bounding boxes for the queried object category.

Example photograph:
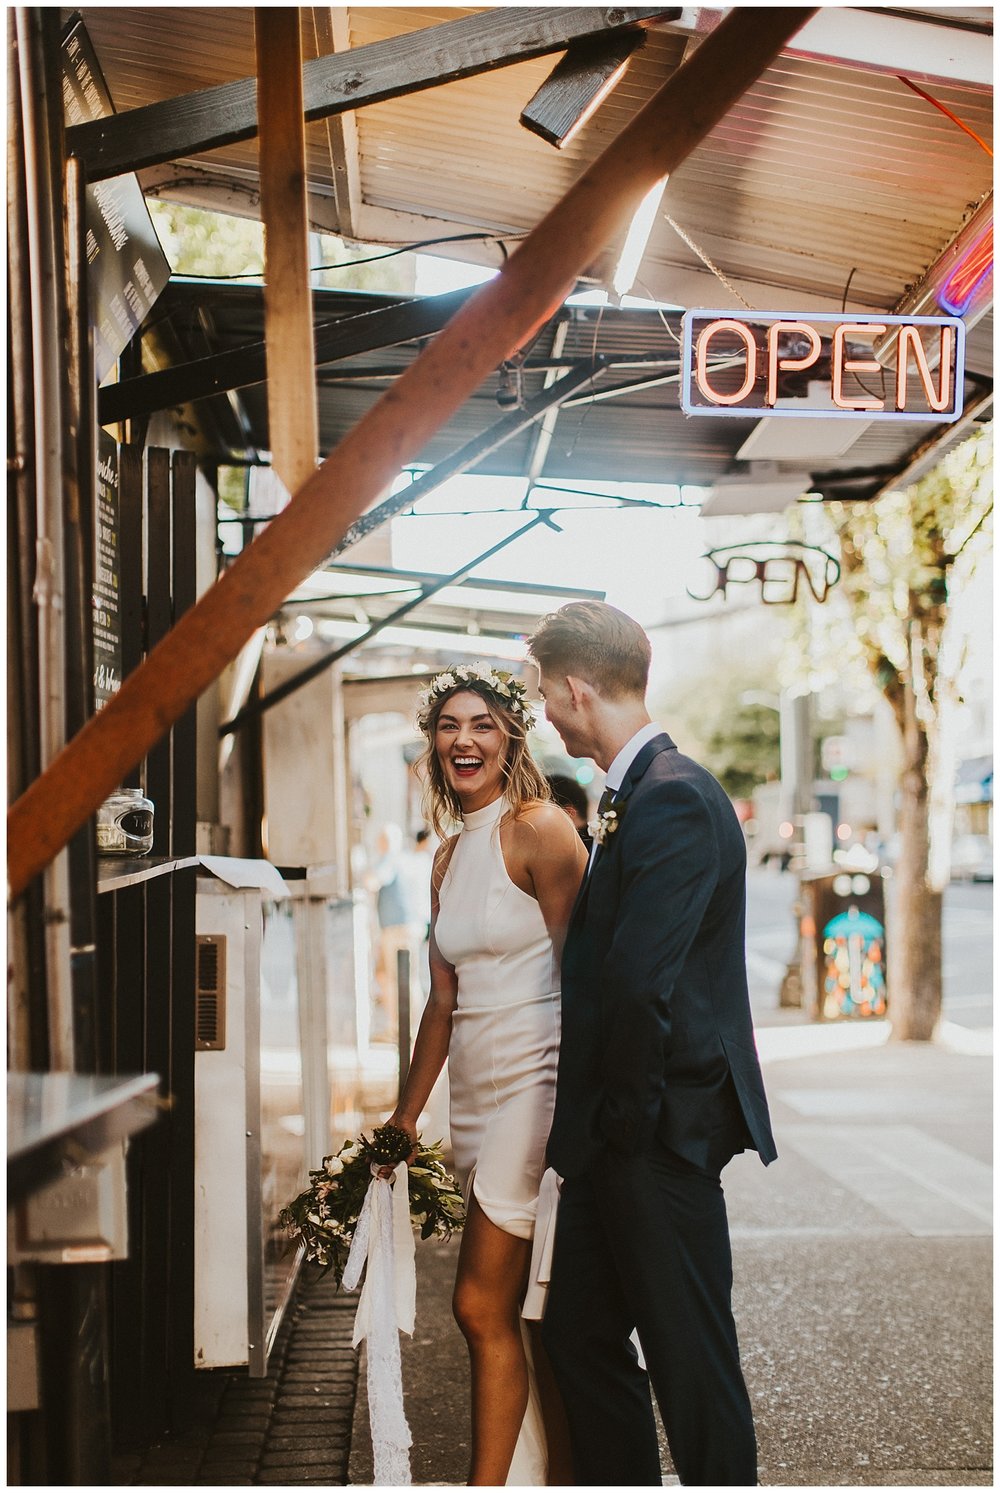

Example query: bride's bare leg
[453,1195,531,1486]
[526,1322,574,1486]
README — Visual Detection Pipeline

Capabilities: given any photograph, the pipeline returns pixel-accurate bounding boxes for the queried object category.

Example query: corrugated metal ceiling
[153,279,987,494]
[79,7,993,314]
[77,5,992,499]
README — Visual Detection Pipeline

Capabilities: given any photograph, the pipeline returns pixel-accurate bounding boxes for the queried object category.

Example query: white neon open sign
[680,311,965,421]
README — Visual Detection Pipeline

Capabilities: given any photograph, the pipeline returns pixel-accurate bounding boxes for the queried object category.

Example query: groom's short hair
[529,601,651,700]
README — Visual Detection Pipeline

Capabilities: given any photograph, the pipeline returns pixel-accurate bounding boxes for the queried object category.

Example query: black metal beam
[97,286,477,427]
[68,9,675,183]
[220,510,558,735]
[327,358,605,558]
[299,566,605,604]
[218,360,604,735]
[561,368,682,405]
[315,350,678,384]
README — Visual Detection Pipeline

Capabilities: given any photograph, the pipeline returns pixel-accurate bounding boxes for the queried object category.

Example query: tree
[818,426,993,1040]
[702,704,781,801]
[146,201,414,294]
[147,200,265,279]
[655,652,782,801]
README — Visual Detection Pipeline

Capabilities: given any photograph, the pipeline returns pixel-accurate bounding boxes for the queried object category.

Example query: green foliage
[146,200,415,294]
[656,658,782,800]
[807,425,992,726]
[147,200,264,278]
[311,232,415,296]
[217,465,248,514]
[777,428,991,1034]
[703,704,781,800]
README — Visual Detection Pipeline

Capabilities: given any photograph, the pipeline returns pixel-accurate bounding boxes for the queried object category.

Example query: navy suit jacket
[548,733,777,1179]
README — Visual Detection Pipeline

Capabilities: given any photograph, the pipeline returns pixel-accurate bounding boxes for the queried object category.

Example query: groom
[529,601,776,1487]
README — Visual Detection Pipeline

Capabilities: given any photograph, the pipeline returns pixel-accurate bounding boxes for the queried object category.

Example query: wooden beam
[309,6,360,240]
[255,9,318,494]
[67,8,676,183]
[96,286,477,426]
[9,7,816,898]
[521,29,650,149]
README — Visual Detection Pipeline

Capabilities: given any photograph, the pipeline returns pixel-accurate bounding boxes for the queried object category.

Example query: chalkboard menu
[61,17,170,383]
[93,430,121,707]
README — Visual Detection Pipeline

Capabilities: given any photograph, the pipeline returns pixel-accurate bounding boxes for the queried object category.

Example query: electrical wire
[898,75,993,157]
[635,280,683,347]
[837,265,885,402]
[841,266,858,314]
[159,229,529,281]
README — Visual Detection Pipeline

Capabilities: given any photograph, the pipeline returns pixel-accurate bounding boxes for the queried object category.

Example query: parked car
[950,834,993,882]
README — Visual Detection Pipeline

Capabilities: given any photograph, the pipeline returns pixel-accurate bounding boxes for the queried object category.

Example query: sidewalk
[347,1020,992,1488]
[117,1017,991,1488]
[112,1274,359,1486]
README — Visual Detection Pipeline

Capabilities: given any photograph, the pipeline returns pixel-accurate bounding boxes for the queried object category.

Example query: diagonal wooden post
[8,7,815,898]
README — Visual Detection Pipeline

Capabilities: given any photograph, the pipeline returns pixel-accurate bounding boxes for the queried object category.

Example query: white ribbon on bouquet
[343,1160,416,1486]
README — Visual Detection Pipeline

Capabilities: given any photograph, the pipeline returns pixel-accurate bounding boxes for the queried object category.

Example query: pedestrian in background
[546,773,593,848]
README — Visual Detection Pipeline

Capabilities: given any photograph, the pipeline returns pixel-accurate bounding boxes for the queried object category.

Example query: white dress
[435,793,560,1486]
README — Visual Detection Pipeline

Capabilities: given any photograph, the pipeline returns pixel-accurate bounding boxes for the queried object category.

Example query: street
[746,868,993,1032]
[940,881,995,1029]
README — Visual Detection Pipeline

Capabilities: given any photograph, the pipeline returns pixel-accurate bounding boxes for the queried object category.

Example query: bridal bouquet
[279,1123,466,1285]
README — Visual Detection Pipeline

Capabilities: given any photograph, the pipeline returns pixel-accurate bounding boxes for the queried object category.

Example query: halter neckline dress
[435,792,561,1485]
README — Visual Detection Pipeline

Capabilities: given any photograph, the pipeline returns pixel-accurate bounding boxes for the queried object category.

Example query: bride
[386,663,586,1486]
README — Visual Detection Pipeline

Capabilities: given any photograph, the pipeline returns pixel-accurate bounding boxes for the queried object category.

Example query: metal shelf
[7,1071,161,1203]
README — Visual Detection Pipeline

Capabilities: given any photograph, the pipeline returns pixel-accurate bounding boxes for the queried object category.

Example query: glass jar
[96,787,154,856]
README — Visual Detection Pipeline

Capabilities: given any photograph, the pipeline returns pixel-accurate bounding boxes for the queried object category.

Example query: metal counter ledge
[7,1071,161,1203]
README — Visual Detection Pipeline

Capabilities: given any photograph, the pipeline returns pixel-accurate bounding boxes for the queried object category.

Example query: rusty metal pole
[8,8,815,898]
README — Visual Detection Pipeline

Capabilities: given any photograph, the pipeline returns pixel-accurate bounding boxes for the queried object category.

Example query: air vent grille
[195,935,226,1050]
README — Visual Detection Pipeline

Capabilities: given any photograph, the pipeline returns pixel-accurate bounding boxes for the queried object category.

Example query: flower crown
[416,662,536,731]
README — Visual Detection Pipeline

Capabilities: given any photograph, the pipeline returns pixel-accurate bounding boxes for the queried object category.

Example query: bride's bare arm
[506,803,588,963]
[386,838,459,1146]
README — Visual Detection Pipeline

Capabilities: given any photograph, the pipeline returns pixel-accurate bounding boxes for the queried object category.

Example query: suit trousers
[541,1143,757,1487]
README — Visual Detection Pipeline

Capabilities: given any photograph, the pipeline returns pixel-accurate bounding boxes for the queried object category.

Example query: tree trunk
[888,685,943,1040]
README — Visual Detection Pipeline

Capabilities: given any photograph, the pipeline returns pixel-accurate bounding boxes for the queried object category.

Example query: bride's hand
[376,1115,419,1178]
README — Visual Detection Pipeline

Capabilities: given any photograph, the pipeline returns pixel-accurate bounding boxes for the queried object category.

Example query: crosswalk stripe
[778,1124,992,1236]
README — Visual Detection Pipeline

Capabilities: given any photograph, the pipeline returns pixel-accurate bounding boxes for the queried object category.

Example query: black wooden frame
[68,8,673,181]
[98,448,201,1446]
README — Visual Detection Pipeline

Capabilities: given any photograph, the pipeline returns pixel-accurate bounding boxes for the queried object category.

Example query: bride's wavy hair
[417,680,550,838]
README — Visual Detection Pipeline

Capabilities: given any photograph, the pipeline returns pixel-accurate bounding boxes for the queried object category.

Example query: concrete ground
[347,1022,992,1488]
[118,869,992,1488]
[112,1275,359,1486]
[120,1020,992,1488]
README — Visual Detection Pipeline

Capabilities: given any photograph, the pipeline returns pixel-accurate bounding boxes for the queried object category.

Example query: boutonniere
[588,804,622,846]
